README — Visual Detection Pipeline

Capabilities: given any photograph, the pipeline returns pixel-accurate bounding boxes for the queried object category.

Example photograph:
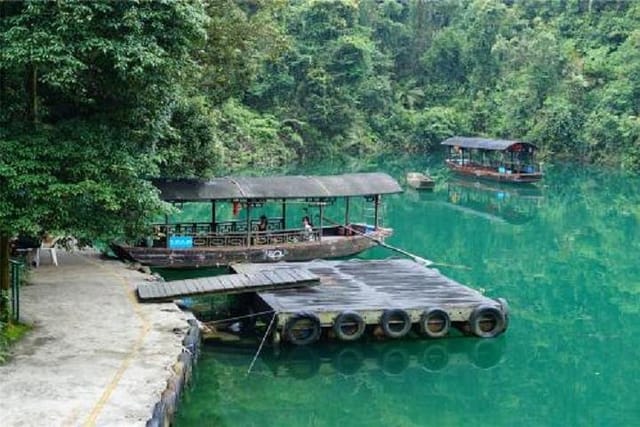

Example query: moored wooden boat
[111,225,390,268]
[406,172,435,190]
[442,136,543,184]
[111,173,402,268]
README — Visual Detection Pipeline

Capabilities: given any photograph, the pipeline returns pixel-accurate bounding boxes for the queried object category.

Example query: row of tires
[283,300,509,346]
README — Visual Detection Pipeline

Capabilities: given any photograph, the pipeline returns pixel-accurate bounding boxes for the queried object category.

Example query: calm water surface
[174,158,640,427]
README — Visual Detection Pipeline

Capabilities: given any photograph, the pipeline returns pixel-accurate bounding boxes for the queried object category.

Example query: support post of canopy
[344,197,350,226]
[164,213,169,248]
[318,202,324,241]
[246,201,252,247]
[211,200,216,234]
[374,195,380,230]
[281,199,286,230]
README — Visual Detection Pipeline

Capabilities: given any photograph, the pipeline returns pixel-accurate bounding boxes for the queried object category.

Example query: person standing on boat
[302,216,314,241]
[258,215,268,232]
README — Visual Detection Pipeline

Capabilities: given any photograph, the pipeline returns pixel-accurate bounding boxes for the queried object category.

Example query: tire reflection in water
[257,336,506,380]
[379,347,410,376]
[332,347,364,376]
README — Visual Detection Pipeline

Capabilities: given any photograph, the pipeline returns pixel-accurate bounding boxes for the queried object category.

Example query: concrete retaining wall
[146,318,201,427]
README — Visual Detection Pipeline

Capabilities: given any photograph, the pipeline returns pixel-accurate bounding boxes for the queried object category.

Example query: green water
[174,158,640,427]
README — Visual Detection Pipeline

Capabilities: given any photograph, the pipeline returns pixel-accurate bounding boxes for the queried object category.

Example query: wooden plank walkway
[232,259,503,324]
[137,268,319,302]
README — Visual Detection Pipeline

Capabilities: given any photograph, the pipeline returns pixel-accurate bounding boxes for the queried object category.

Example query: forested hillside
[235,0,640,169]
[1,0,639,241]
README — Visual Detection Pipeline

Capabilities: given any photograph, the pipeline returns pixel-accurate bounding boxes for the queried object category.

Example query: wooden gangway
[137,268,319,302]
[231,259,509,344]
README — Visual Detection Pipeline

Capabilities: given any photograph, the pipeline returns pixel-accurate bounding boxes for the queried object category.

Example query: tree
[199,0,287,105]
[0,1,207,320]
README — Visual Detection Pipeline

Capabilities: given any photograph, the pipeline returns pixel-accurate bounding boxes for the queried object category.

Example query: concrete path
[0,250,192,427]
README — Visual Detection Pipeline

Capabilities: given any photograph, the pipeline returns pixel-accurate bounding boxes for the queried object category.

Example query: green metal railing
[9,259,23,322]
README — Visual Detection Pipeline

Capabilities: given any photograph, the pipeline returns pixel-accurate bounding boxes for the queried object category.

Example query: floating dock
[231,259,509,345]
[137,268,319,302]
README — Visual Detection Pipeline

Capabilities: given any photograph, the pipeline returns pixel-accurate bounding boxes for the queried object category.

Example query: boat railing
[151,218,286,235]
[147,224,323,248]
[497,161,542,174]
[448,158,542,175]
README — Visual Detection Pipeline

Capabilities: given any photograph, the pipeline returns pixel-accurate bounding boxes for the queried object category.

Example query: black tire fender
[469,305,506,338]
[285,311,322,346]
[418,307,451,338]
[380,309,412,339]
[333,311,366,341]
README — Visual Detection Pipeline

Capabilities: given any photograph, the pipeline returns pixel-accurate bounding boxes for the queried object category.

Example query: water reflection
[414,178,544,225]
[210,338,508,380]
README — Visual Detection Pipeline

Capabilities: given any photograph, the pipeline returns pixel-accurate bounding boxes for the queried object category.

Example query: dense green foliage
[0,0,207,241]
[242,0,640,163]
[3,0,640,243]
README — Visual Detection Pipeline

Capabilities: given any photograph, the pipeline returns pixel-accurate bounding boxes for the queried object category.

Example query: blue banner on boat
[169,236,193,249]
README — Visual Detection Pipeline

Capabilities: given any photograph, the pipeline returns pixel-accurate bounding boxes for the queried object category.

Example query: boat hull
[111,234,382,269]
[445,160,543,184]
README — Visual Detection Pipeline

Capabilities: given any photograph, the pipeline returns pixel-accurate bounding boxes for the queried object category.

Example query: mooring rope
[246,311,278,375]
[323,215,470,270]
[202,309,275,326]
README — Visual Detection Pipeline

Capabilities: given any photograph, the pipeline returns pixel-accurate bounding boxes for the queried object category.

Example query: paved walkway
[0,250,191,426]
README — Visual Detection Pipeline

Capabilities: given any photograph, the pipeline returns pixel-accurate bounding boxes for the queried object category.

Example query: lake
[173,157,640,426]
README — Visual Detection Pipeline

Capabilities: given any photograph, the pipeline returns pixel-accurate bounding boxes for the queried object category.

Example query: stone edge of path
[145,317,201,427]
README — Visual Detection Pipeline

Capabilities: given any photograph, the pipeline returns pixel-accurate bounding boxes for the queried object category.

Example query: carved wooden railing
[148,223,321,248]
[154,218,285,235]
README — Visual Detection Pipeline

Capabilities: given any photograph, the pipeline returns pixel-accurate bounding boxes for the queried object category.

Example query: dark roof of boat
[153,172,403,201]
[441,136,537,151]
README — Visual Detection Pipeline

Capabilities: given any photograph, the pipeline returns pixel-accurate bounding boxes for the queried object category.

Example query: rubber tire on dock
[468,305,506,338]
[285,312,322,346]
[380,309,412,339]
[418,308,451,338]
[333,311,366,341]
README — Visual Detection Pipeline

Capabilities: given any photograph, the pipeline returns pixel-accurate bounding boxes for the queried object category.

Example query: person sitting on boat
[302,216,314,241]
[257,215,268,232]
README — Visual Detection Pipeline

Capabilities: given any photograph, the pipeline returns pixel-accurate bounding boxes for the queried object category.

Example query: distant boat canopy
[441,136,543,184]
[441,136,538,153]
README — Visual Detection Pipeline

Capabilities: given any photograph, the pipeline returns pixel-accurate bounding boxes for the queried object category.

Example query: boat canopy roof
[441,136,537,151]
[153,172,403,202]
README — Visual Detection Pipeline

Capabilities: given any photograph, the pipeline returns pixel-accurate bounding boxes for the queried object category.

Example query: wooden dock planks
[137,268,320,302]
[247,259,500,323]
